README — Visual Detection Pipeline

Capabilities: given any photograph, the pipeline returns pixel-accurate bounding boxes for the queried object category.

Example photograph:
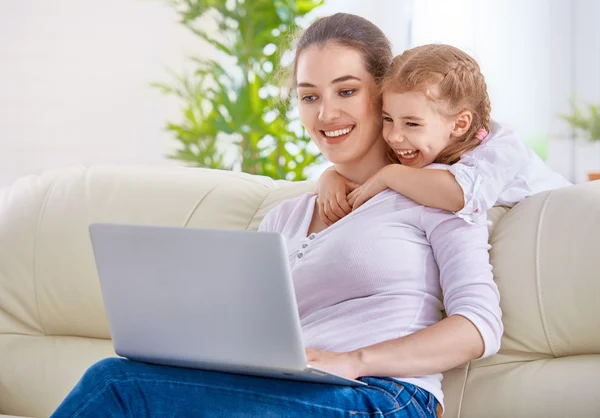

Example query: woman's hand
[347,168,389,210]
[316,168,360,226]
[305,348,363,380]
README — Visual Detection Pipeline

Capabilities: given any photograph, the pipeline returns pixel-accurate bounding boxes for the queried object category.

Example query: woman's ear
[451,111,473,138]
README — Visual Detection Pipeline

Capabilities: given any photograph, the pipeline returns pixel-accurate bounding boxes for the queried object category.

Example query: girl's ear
[451,111,473,138]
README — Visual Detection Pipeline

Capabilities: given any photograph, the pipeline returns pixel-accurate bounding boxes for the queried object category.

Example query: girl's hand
[347,170,389,210]
[305,348,363,380]
[316,168,360,226]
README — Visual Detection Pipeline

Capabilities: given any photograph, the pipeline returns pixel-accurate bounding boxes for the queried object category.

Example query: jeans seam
[138,377,397,416]
[411,398,428,418]
[415,387,434,414]
[71,377,126,418]
[366,385,405,410]
[77,376,403,417]
[410,397,430,418]
[385,380,422,411]
[373,382,428,417]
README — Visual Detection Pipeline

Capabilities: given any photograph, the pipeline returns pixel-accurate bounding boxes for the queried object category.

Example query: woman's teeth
[324,127,353,137]
[397,150,419,159]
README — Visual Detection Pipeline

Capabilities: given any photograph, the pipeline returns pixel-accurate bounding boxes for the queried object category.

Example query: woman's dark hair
[291,13,393,86]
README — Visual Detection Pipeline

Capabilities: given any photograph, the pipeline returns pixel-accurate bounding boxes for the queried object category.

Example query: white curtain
[410,0,600,182]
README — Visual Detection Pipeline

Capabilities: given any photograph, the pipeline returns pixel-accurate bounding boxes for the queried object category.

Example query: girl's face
[296,43,385,166]
[381,90,456,168]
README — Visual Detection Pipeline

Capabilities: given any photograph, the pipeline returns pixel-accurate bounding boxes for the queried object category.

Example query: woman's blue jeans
[51,358,438,417]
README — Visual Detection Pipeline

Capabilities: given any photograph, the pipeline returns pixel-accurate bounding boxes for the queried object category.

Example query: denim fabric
[51,358,438,417]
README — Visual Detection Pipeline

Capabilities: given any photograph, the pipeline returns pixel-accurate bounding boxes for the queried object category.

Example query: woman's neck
[333,139,390,184]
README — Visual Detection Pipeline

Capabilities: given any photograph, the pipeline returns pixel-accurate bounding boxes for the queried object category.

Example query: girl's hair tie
[475,128,488,141]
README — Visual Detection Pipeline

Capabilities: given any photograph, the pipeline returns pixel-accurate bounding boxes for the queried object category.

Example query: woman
[52,13,502,418]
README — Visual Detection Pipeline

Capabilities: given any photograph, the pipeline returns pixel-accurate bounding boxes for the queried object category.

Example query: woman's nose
[318,101,341,123]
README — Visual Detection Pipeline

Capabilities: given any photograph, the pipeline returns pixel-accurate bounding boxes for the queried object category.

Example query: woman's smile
[320,125,356,144]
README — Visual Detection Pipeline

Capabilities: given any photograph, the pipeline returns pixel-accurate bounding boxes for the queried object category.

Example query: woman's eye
[301,95,318,103]
[406,122,420,127]
[340,89,356,97]
[382,116,393,123]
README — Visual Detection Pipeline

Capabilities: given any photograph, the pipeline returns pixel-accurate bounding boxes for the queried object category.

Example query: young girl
[317,44,571,226]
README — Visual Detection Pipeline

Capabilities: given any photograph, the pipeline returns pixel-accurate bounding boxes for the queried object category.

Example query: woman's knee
[80,357,130,385]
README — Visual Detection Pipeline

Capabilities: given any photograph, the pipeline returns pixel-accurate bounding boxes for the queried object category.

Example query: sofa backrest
[0,165,599,418]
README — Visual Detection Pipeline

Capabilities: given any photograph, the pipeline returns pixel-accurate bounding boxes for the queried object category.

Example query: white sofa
[1,165,599,418]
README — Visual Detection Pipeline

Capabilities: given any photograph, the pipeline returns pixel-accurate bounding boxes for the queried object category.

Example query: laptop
[89,223,366,387]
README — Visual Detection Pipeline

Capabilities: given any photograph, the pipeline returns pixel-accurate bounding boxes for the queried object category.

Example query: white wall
[312,0,413,55]
[0,0,415,188]
[2,1,598,187]
[0,0,214,188]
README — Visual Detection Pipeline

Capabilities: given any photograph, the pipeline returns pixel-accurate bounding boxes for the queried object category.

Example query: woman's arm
[307,209,502,379]
[353,314,484,378]
[347,164,465,213]
[307,315,485,379]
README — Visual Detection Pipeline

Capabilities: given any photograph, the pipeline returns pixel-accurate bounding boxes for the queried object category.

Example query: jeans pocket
[359,377,410,412]
[360,379,439,418]
[363,377,427,412]
[383,379,438,417]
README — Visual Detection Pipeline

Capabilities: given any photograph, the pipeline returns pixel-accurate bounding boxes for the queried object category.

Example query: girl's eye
[301,95,318,103]
[340,89,356,97]
[382,116,393,123]
[406,122,420,127]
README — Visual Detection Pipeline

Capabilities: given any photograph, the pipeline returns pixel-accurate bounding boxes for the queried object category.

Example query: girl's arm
[348,164,465,212]
[381,164,465,212]
[315,166,360,225]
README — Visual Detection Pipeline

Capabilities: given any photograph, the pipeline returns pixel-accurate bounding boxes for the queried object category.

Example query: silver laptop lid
[89,223,307,371]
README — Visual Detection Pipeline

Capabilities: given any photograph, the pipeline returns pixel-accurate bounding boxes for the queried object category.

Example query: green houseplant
[153,0,324,180]
[561,101,600,181]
